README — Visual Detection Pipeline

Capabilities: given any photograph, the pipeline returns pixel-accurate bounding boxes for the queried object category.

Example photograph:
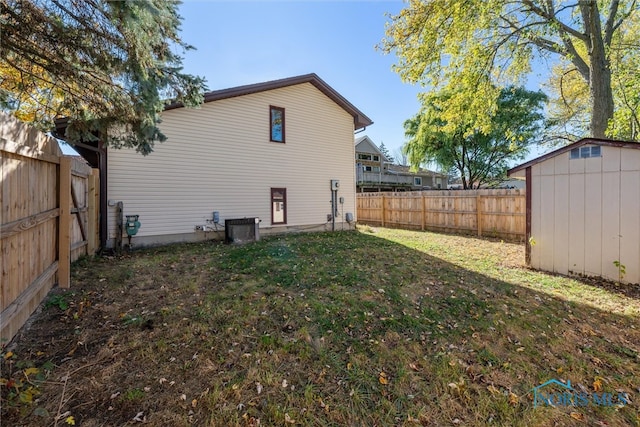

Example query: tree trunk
[589,54,614,138]
[584,1,615,138]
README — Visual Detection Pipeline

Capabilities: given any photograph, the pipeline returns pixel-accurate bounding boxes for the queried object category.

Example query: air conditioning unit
[225,218,260,244]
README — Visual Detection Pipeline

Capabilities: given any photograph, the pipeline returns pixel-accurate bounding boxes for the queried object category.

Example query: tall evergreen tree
[377,142,395,163]
[0,0,206,154]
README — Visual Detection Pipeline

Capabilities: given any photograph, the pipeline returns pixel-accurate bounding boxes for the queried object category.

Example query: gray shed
[508,138,640,284]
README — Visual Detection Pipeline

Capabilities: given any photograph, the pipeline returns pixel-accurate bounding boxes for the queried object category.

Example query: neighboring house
[508,138,640,284]
[495,179,526,189]
[355,136,446,192]
[58,74,372,248]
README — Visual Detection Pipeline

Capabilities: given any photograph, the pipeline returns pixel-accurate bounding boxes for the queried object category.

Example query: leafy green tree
[542,62,591,143]
[380,0,640,139]
[606,16,640,140]
[404,86,547,189]
[377,142,395,163]
[0,0,206,154]
[544,16,640,142]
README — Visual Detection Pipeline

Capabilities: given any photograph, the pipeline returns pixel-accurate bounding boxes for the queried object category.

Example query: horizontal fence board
[0,208,60,239]
[0,261,58,341]
[357,189,525,240]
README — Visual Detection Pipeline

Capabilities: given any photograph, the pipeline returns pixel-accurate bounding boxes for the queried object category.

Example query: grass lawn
[2,227,639,426]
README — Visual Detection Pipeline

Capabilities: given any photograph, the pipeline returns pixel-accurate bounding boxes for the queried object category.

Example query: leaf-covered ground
[2,228,639,426]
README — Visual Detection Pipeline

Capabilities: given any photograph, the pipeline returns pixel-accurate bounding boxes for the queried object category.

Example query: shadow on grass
[2,229,639,427]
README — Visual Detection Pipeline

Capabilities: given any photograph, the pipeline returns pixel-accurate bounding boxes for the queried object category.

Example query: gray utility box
[225,218,260,244]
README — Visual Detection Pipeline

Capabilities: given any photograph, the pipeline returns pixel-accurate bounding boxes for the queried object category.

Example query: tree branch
[522,0,588,41]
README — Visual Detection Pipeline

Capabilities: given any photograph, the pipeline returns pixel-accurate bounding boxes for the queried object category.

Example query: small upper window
[270,106,285,143]
[373,155,380,162]
[570,145,602,159]
[414,177,422,186]
[357,153,372,161]
[580,146,591,158]
[570,148,580,159]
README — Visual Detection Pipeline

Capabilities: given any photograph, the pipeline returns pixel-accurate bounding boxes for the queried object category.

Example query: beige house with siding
[62,74,372,248]
[508,138,640,284]
[355,135,446,192]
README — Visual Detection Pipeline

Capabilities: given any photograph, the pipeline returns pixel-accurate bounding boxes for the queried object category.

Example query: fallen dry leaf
[284,413,295,424]
[593,377,603,392]
[487,385,500,395]
[570,412,585,421]
[23,367,39,376]
[508,392,519,406]
[379,372,389,385]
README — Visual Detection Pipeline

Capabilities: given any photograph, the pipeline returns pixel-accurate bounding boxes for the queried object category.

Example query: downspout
[525,166,532,265]
[98,141,107,250]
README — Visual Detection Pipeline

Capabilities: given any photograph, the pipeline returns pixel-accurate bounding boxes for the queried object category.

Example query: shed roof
[507,137,640,177]
[166,73,373,130]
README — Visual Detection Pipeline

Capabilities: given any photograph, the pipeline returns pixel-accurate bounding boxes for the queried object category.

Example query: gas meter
[125,215,141,236]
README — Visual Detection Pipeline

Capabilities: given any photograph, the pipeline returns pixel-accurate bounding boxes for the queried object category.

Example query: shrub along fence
[357,189,525,240]
[1,113,99,343]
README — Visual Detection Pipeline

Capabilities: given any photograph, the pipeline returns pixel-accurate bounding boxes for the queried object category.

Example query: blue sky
[176,0,426,160]
[174,1,551,164]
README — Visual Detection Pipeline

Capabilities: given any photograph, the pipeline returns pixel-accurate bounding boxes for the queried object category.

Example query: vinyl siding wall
[530,145,640,284]
[106,83,358,246]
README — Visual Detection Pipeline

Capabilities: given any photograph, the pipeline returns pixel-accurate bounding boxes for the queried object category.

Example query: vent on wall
[225,218,260,244]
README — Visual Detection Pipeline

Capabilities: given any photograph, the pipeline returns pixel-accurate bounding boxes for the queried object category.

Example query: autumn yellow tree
[380,0,640,140]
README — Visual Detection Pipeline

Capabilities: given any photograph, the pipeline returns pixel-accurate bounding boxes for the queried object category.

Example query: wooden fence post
[58,157,71,288]
[421,193,425,231]
[87,169,99,254]
[476,195,483,237]
[381,195,386,227]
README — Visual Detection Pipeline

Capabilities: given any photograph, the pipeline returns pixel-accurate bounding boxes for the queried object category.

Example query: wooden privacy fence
[1,113,99,342]
[357,189,526,240]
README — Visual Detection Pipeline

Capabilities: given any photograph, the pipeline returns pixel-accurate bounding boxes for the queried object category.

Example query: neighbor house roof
[166,73,373,130]
[388,164,444,175]
[355,135,388,161]
[508,137,640,177]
